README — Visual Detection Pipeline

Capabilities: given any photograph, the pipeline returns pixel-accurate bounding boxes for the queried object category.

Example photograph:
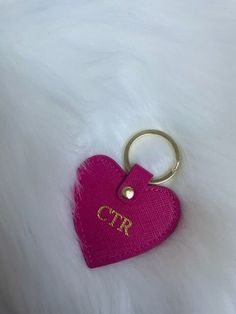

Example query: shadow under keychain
[73,129,181,268]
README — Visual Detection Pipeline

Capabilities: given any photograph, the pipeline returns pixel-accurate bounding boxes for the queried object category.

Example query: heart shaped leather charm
[73,155,181,268]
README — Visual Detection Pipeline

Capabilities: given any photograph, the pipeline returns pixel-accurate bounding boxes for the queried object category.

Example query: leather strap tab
[117,164,153,204]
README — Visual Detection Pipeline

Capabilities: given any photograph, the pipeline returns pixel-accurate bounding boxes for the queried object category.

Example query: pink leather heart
[73,155,180,268]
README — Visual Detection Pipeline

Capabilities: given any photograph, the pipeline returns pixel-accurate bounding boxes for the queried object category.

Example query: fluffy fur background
[0,1,236,313]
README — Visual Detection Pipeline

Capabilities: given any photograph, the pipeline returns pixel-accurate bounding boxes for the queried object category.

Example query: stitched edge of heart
[74,155,180,267]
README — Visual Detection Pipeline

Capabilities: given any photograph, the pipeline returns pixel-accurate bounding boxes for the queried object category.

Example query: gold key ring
[123,129,181,184]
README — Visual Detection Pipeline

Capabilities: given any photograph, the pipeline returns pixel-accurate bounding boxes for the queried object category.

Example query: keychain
[73,129,181,268]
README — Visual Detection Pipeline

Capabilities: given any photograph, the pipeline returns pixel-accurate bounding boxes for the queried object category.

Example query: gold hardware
[123,129,180,184]
[121,186,135,199]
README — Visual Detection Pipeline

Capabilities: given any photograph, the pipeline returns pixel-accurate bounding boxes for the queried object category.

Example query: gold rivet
[121,186,134,199]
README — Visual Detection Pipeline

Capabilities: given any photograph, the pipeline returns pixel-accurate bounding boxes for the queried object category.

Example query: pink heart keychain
[73,129,181,268]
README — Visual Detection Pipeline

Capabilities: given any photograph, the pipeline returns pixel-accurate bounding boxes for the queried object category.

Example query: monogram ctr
[97,205,133,236]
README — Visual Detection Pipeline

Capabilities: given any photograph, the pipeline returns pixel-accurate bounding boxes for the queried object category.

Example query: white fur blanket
[0,1,236,313]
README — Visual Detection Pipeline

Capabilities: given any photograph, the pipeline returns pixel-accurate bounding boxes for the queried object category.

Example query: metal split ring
[124,129,181,184]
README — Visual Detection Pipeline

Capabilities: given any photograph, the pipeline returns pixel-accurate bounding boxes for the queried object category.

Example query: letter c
[97,205,111,221]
